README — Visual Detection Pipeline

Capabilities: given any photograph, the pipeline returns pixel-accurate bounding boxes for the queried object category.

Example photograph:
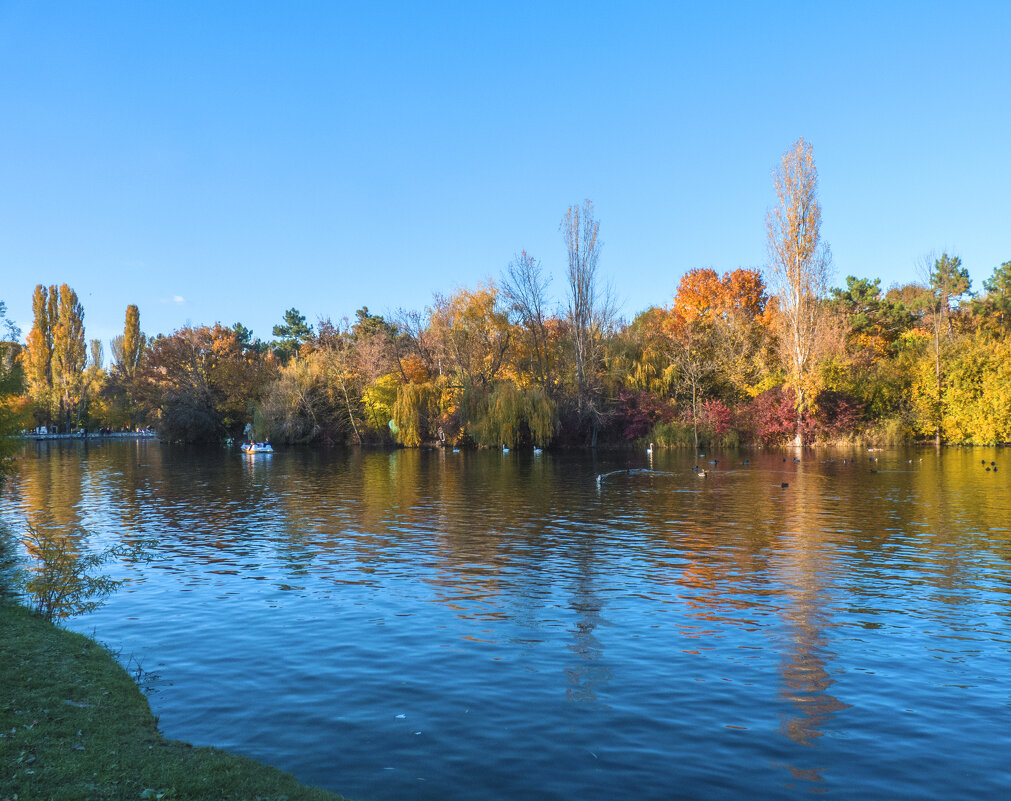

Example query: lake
[2,440,1009,800]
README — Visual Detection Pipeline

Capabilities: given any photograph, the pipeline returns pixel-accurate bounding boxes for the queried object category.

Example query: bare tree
[560,200,616,444]
[502,250,553,389]
[766,138,831,446]
[392,307,438,379]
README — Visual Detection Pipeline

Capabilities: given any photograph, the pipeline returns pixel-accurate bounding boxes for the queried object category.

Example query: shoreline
[18,432,160,441]
[0,601,347,801]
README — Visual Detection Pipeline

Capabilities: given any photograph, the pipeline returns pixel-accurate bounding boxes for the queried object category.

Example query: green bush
[649,420,697,448]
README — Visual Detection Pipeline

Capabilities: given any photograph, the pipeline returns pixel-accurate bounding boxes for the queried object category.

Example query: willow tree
[472,381,556,449]
[766,138,831,446]
[392,381,439,447]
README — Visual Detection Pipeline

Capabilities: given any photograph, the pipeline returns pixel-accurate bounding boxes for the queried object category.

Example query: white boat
[242,441,274,454]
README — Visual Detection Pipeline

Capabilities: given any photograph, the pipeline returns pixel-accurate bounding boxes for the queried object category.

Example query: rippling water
[2,441,1010,800]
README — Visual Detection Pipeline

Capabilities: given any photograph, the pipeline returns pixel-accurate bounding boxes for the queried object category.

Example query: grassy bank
[0,601,346,801]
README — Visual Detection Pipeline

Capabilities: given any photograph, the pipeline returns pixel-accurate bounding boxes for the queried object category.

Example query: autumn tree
[715,268,772,397]
[429,283,512,392]
[502,250,553,389]
[766,137,831,446]
[23,285,57,423]
[258,356,331,443]
[617,307,677,397]
[0,301,25,477]
[316,317,364,444]
[136,324,276,441]
[110,304,146,379]
[101,305,149,429]
[78,339,108,428]
[667,269,723,450]
[920,252,972,444]
[351,307,399,385]
[39,283,87,430]
[561,200,615,444]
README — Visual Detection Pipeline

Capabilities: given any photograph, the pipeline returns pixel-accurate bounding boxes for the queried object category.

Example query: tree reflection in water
[3,443,1011,801]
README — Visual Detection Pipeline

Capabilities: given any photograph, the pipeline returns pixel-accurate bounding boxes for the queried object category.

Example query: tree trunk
[794,387,805,447]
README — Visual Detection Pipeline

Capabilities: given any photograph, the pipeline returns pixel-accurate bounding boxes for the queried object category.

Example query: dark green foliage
[232,321,268,354]
[973,261,1011,334]
[830,276,915,355]
[272,308,314,363]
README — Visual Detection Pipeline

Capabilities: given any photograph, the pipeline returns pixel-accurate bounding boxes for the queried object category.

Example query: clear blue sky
[2,0,1009,348]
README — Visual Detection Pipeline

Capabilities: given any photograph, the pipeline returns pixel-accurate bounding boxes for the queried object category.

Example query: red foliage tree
[741,387,797,447]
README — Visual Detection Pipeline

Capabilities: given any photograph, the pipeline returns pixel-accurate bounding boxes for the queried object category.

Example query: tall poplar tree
[108,304,146,426]
[24,284,57,423]
[766,137,831,446]
[50,284,86,429]
[122,304,145,379]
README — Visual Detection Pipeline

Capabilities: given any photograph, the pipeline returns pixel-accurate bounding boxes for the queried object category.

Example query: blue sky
[1,1,1009,348]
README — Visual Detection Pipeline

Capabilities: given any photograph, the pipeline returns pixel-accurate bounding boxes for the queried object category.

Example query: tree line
[2,138,1010,449]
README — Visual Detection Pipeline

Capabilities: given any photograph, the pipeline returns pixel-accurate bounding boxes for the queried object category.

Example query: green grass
[0,601,347,801]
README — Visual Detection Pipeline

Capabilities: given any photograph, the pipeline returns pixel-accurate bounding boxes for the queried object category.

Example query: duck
[781,482,789,488]
[696,469,708,478]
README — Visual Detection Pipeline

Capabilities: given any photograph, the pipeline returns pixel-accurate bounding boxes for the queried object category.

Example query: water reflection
[1,443,1010,801]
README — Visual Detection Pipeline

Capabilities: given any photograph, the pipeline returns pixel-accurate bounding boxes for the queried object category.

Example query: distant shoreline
[18,431,159,441]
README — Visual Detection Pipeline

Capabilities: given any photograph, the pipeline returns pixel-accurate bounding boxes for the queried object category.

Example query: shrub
[650,419,697,448]
[740,386,796,447]
[18,522,125,621]
[806,389,864,440]
[615,390,674,441]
